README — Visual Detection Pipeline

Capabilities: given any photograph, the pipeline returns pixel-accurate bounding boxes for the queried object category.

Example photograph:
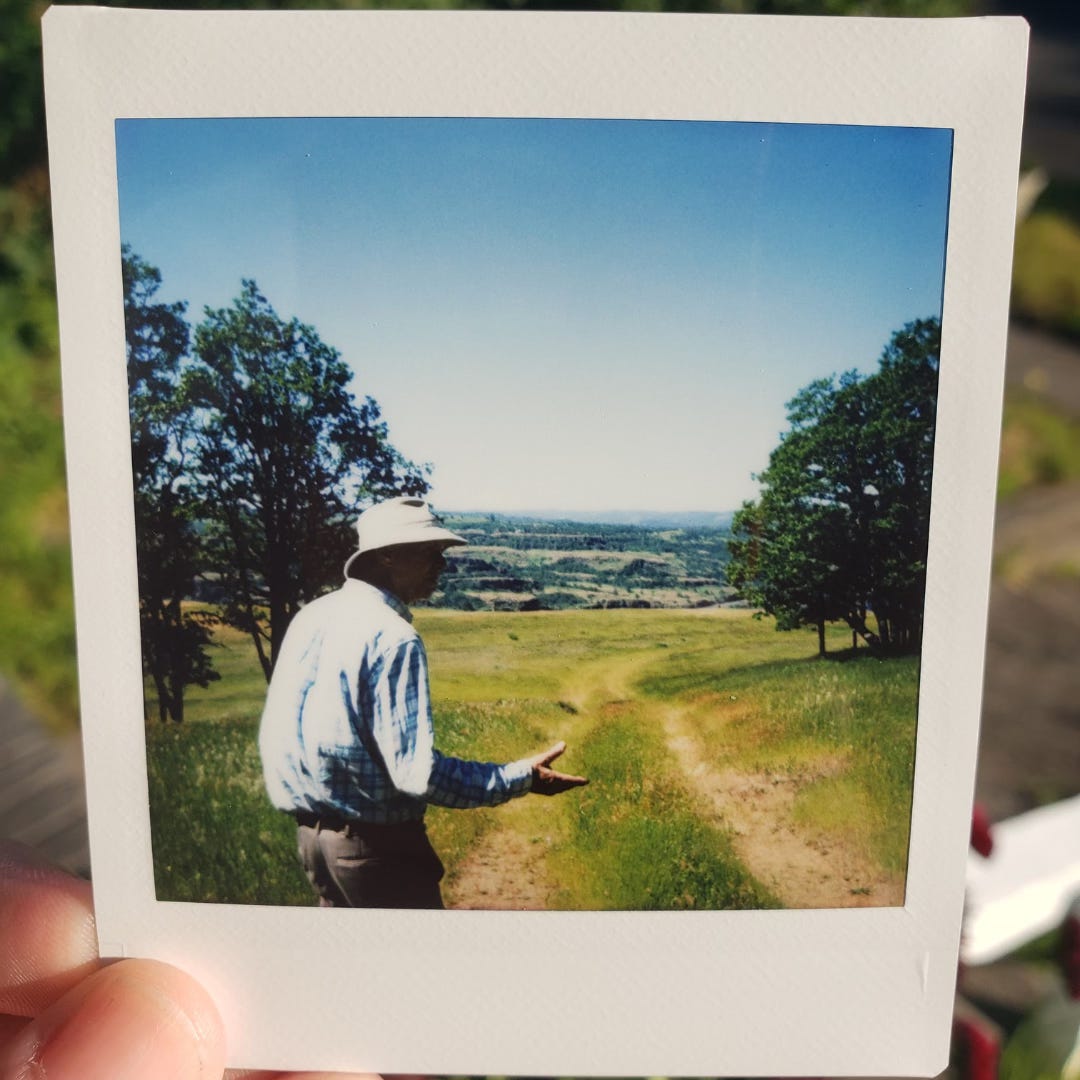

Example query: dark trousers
[296,817,445,909]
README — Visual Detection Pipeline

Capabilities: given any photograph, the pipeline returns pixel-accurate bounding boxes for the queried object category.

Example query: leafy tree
[124,246,218,721]
[727,390,855,656]
[857,318,940,647]
[727,318,940,655]
[187,280,429,679]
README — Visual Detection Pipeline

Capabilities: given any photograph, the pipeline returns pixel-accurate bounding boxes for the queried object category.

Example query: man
[259,496,587,909]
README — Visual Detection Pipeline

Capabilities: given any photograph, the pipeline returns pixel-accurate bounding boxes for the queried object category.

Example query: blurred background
[1,0,1077,1076]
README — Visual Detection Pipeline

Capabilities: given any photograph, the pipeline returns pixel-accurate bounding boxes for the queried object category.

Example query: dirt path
[661,704,904,909]
[444,648,651,910]
[443,794,563,910]
[571,641,905,908]
[446,633,904,911]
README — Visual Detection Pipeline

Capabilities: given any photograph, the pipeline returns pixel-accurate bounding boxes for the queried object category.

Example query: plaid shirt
[259,579,533,824]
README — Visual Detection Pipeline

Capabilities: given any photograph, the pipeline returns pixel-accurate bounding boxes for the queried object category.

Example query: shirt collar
[344,577,413,623]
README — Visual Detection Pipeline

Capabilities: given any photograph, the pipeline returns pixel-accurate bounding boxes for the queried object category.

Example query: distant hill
[426,512,738,613]
[445,508,735,530]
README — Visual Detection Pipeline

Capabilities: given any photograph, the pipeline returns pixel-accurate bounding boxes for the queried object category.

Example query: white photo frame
[43,8,1027,1076]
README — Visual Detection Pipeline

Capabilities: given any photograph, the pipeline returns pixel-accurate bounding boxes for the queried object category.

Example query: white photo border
[43,8,1028,1076]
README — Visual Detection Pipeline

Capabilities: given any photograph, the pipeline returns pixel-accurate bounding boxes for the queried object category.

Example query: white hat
[343,497,466,577]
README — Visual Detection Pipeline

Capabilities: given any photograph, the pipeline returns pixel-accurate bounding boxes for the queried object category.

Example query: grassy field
[145,607,918,909]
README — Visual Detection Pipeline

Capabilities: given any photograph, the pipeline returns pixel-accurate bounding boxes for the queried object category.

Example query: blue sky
[116,117,952,514]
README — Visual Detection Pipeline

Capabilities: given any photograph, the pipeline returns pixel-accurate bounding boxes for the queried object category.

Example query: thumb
[0,958,226,1080]
[532,740,566,767]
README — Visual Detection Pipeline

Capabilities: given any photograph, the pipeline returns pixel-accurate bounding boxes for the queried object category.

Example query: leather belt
[292,809,351,832]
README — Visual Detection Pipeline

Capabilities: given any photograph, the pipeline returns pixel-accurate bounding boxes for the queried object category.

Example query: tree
[857,318,940,648]
[727,393,855,657]
[727,318,940,655]
[124,246,218,721]
[186,280,429,679]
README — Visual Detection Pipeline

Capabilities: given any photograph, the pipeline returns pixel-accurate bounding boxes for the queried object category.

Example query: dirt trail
[561,649,658,715]
[661,704,904,909]
[444,786,562,910]
[571,646,904,908]
[445,649,648,910]
[447,638,903,910]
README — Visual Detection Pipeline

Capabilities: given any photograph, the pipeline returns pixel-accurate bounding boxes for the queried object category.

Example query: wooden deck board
[0,678,89,877]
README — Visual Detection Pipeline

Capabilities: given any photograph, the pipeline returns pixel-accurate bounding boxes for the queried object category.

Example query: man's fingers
[529,742,588,795]
[533,765,589,794]
[560,771,588,786]
[551,773,589,787]
[0,957,226,1080]
[533,740,566,767]
[0,842,97,1017]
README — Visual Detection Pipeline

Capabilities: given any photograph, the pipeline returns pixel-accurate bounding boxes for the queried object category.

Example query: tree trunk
[844,609,880,648]
[817,618,826,657]
[153,669,169,724]
[167,674,184,723]
[250,604,272,682]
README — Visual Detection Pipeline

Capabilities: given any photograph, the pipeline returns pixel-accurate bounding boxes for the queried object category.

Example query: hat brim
[343,526,467,577]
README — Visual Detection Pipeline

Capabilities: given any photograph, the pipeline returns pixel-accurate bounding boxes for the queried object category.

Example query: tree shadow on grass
[821,643,922,664]
[638,640,918,700]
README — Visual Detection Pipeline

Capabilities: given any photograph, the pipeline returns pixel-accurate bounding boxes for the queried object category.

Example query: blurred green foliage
[1000,176,1080,511]
[0,171,75,730]
[0,0,1058,734]
[997,392,1080,499]
[1012,210,1080,339]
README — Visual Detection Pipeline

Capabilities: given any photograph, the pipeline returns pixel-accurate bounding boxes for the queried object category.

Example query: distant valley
[445,508,735,530]
[429,511,738,612]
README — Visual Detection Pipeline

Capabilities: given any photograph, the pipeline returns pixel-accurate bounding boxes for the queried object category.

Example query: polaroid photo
[43,7,1028,1076]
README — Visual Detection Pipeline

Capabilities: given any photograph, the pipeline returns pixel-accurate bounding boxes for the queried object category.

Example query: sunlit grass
[654,651,919,876]
[144,606,917,907]
[424,698,552,888]
[146,716,312,905]
[556,703,780,911]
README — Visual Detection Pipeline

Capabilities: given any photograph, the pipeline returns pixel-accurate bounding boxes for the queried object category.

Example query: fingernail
[0,960,225,1080]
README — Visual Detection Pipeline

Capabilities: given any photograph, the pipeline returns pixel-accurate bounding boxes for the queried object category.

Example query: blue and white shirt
[259,579,533,824]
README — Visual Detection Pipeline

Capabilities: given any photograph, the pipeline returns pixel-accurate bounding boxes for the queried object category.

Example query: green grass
[644,650,918,876]
[418,607,686,702]
[556,705,780,910]
[146,716,312,905]
[143,606,918,907]
[167,618,269,724]
[424,698,552,887]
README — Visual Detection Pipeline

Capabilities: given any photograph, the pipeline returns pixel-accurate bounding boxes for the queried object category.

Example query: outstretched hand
[528,741,588,796]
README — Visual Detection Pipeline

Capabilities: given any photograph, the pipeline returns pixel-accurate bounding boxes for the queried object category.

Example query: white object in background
[963,794,1080,966]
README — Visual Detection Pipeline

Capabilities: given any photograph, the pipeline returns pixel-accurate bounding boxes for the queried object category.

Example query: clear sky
[116,117,952,515]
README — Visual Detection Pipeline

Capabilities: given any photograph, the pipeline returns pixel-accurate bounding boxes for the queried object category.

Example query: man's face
[380,542,449,603]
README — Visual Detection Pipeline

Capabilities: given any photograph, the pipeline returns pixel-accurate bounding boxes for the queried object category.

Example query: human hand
[528,740,588,796]
[0,841,398,1080]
